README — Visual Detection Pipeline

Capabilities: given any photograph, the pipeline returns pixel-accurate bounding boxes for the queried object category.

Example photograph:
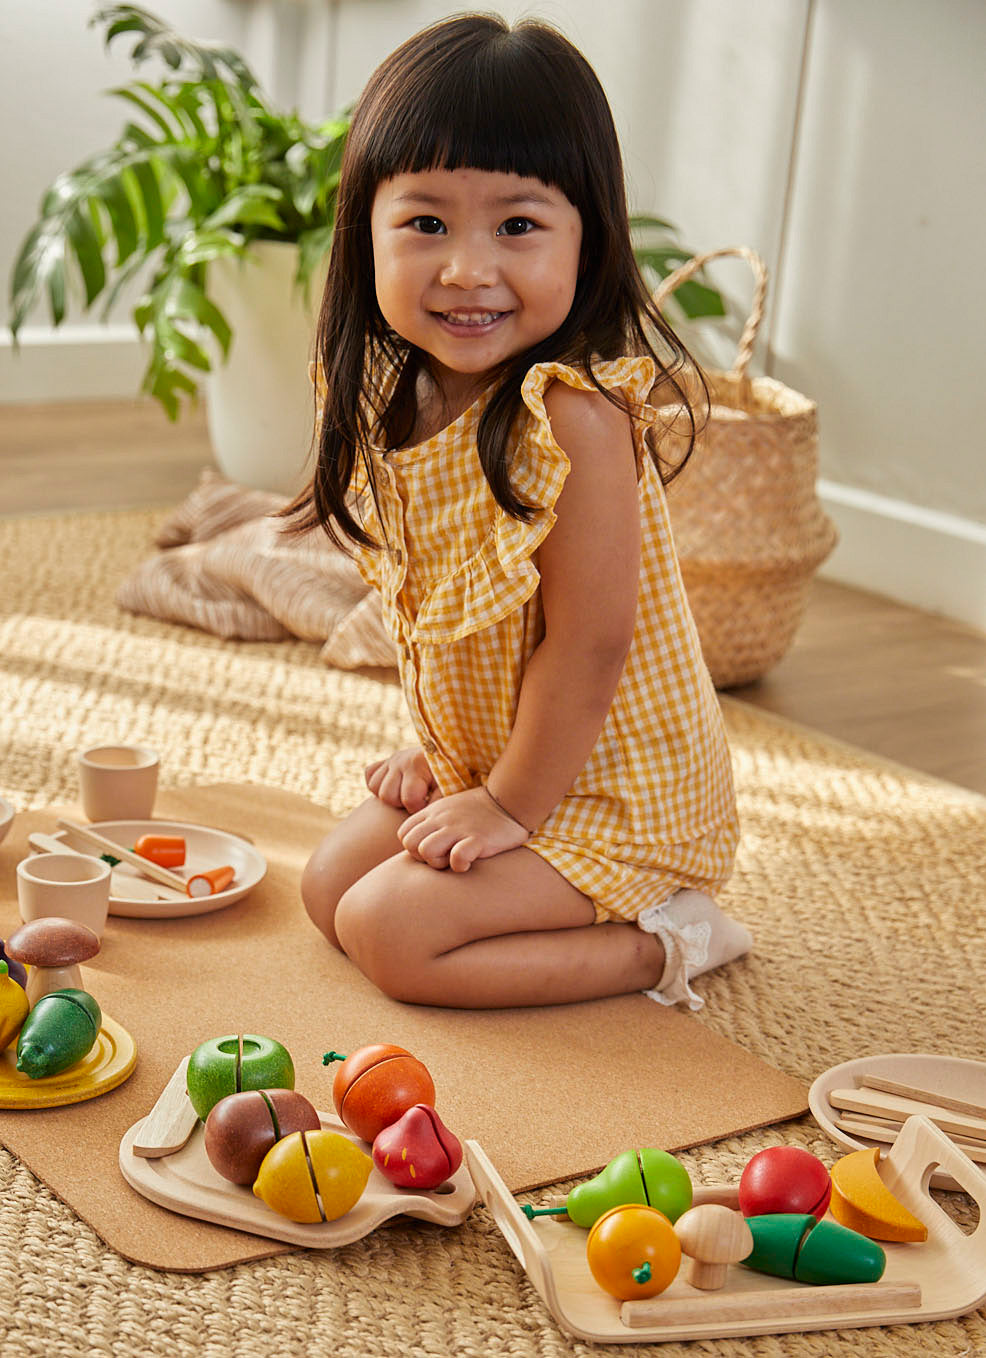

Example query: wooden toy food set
[120,1040,476,1248]
[466,1115,986,1344]
[0,919,136,1109]
[48,818,266,917]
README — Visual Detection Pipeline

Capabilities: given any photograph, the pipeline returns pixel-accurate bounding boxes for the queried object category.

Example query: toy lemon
[253,1130,372,1223]
[0,961,30,1050]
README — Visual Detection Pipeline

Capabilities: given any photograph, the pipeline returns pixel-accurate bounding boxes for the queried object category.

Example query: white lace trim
[638,900,712,1011]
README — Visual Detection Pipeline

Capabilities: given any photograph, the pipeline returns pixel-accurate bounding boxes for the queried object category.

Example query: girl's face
[370,167,582,407]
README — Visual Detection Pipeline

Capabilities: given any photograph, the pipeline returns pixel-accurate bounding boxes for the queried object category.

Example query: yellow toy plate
[0,1013,137,1108]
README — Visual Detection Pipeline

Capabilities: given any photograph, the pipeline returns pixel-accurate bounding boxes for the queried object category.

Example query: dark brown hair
[284,13,705,548]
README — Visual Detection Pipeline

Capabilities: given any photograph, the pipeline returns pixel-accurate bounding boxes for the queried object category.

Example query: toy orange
[323,1044,435,1142]
[586,1204,681,1301]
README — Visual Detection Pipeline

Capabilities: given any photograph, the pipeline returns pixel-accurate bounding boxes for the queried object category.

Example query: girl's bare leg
[301,796,407,950]
[332,844,665,1009]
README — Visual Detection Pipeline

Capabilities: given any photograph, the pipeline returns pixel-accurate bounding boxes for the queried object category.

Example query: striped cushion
[117,471,396,669]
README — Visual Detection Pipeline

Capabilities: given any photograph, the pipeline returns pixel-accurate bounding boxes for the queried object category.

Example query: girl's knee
[334,876,417,1000]
[301,843,347,949]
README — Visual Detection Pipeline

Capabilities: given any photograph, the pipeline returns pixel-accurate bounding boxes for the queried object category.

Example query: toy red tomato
[738,1146,832,1220]
[586,1204,681,1301]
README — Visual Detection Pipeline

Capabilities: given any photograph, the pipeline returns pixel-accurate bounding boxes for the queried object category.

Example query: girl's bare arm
[484,379,641,830]
[398,381,640,870]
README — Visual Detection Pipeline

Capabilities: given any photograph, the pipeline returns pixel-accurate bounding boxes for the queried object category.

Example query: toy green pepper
[16,988,101,1079]
[742,1213,886,1285]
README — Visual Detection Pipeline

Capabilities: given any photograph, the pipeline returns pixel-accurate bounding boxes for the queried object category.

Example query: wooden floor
[3,398,985,796]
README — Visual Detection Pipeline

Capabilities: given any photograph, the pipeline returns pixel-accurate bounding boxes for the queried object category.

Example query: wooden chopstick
[836,1108,986,1147]
[859,1075,986,1123]
[828,1086,986,1142]
[835,1115,986,1165]
[56,817,188,892]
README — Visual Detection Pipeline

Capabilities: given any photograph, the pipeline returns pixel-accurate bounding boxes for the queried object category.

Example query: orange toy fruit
[586,1204,682,1301]
[324,1044,436,1142]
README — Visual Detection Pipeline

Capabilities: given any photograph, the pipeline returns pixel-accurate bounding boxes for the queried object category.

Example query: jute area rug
[1,506,985,1358]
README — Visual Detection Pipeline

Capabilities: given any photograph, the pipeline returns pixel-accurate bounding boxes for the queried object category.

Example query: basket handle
[652,246,768,381]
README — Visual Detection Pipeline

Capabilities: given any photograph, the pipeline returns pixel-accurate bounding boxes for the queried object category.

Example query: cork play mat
[0,782,807,1272]
[1,506,986,1356]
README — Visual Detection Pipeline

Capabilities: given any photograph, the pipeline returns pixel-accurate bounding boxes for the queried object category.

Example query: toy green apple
[186,1033,295,1121]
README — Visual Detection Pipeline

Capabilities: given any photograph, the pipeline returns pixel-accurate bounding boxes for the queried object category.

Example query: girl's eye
[411,216,445,234]
[498,217,536,237]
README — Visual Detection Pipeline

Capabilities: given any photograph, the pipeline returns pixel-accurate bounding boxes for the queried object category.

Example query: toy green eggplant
[741,1213,886,1285]
[0,961,30,1050]
[523,1148,693,1229]
[16,988,101,1079]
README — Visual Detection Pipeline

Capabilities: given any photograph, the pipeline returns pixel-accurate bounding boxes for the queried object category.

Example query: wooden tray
[119,1061,477,1249]
[0,1014,137,1109]
[466,1116,986,1344]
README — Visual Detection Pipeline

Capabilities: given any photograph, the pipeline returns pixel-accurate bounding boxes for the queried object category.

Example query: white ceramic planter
[205,240,322,495]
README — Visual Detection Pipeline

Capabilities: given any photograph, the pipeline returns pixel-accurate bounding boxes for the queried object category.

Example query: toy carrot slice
[133,834,186,868]
[185,865,235,898]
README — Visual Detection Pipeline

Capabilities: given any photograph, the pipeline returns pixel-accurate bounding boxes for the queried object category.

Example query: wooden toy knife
[131,1056,200,1158]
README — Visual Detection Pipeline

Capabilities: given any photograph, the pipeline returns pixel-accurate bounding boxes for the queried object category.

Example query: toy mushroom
[674,1203,754,1290]
[6,917,101,1006]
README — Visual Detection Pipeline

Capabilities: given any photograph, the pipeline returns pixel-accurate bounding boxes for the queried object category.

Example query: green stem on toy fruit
[632,1262,652,1284]
[322,1051,347,1065]
[522,1204,568,1219]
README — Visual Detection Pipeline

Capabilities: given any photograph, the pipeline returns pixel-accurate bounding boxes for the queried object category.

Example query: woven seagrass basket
[654,247,838,689]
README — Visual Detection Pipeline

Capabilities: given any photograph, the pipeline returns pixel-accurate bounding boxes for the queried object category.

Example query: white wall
[0,0,983,627]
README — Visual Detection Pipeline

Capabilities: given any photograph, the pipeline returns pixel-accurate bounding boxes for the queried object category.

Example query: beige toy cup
[78,744,159,821]
[17,853,111,938]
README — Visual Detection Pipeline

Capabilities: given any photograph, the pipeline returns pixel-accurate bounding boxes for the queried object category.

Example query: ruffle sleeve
[407,357,658,644]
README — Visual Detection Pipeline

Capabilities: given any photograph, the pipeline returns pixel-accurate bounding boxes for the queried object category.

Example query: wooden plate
[0,1013,137,1108]
[467,1116,986,1344]
[809,1052,986,1190]
[53,819,266,917]
[119,1066,477,1248]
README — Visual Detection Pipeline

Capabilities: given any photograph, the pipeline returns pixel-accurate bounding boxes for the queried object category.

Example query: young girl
[289,13,751,1010]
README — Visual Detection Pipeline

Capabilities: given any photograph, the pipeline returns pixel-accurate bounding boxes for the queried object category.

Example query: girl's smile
[370,168,583,411]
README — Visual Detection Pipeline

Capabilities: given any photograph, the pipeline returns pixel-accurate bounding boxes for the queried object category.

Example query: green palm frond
[92,4,258,91]
[631,215,726,321]
[8,5,350,418]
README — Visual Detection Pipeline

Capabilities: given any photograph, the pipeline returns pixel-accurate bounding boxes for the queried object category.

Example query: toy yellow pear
[0,961,30,1051]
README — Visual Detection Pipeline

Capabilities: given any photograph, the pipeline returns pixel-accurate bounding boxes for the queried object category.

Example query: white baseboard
[818,479,986,633]
[0,325,144,402]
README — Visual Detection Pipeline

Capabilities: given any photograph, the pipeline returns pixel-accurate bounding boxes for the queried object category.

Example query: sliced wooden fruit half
[829,1146,928,1242]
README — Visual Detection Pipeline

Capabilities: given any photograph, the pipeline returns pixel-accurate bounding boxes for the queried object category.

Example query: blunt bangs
[351,18,610,215]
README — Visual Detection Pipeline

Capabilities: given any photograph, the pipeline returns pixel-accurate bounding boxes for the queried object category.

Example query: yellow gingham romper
[343,356,739,924]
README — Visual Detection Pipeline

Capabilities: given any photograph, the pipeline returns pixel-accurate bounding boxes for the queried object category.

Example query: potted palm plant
[8,5,348,490]
[8,5,723,493]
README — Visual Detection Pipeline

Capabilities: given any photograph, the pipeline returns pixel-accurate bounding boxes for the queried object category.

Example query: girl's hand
[365,747,437,813]
[398,786,529,872]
